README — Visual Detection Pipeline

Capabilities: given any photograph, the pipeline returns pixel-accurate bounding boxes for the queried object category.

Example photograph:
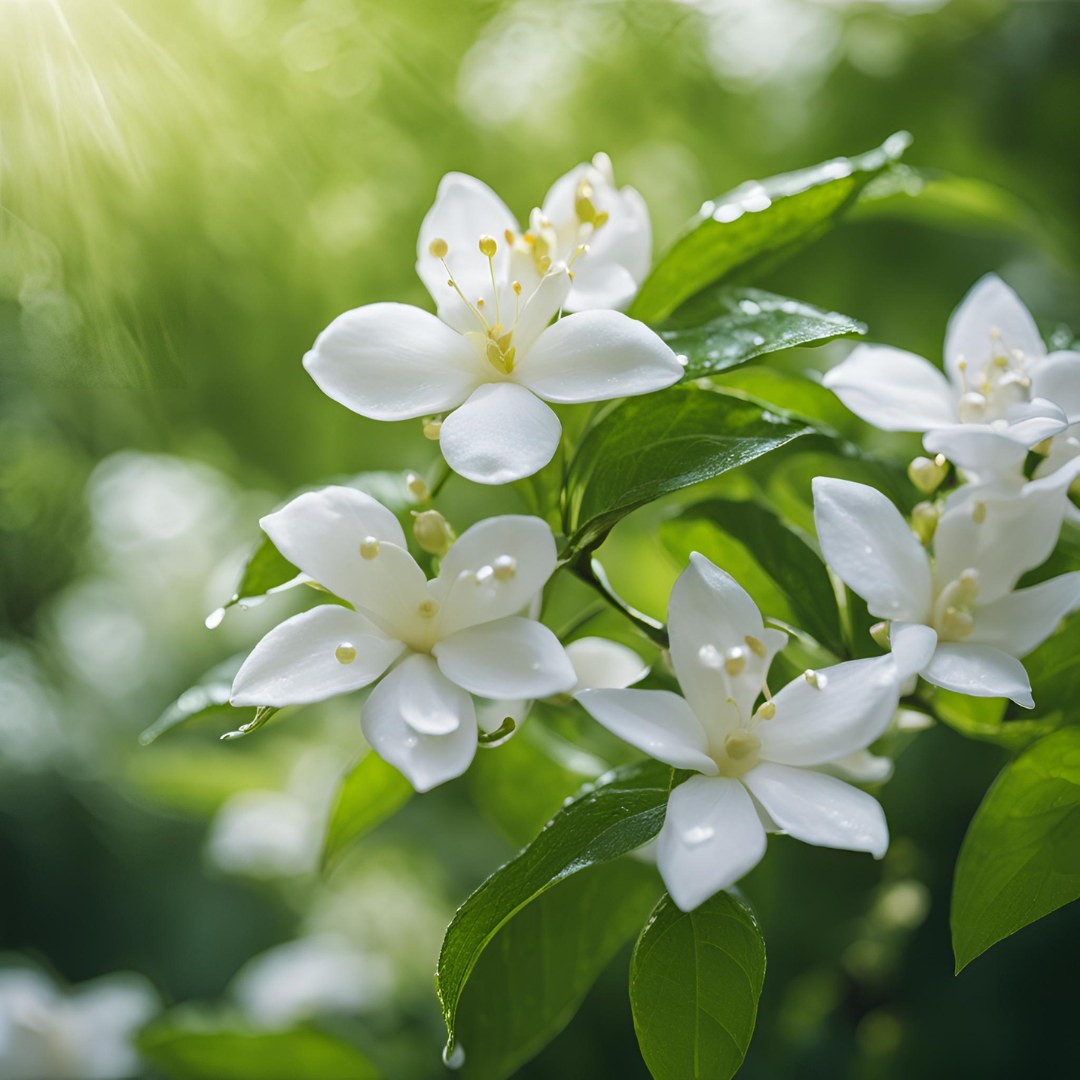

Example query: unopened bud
[412,510,455,557]
[911,501,938,544]
[405,471,429,502]
[908,455,948,494]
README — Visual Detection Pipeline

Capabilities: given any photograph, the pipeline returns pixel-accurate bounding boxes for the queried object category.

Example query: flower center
[932,566,980,641]
[956,327,1031,424]
[507,178,607,280]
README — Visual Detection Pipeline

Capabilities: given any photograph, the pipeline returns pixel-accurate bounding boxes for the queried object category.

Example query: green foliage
[562,385,815,556]
[322,751,413,872]
[630,891,766,1080]
[139,654,248,745]
[931,688,1062,751]
[1025,620,1080,718]
[657,286,865,380]
[437,758,679,1053]
[137,1018,380,1080]
[225,536,299,611]
[952,726,1080,972]
[454,859,661,1080]
[661,498,843,656]
[630,132,910,323]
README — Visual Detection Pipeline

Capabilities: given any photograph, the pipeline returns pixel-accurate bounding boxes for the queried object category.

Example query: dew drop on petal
[683,824,715,847]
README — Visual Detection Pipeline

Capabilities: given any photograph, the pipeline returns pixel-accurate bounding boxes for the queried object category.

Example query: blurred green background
[2,0,1079,1076]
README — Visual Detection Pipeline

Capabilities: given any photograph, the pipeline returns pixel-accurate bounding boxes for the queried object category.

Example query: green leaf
[662,498,843,657]
[137,1018,380,1080]
[630,890,766,1080]
[952,726,1080,972]
[140,653,248,745]
[658,287,865,379]
[455,859,661,1080]
[563,385,815,556]
[321,751,413,872]
[1025,618,1080,718]
[630,132,910,324]
[712,367,862,436]
[437,758,678,1054]
[931,687,1062,751]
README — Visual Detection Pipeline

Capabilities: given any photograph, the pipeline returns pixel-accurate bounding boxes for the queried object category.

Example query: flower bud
[910,501,938,544]
[908,454,948,494]
[413,509,455,557]
[405,471,429,502]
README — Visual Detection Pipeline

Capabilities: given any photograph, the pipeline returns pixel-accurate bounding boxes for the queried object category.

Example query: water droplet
[443,1042,465,1069]
[205,607,226,630]
[683,824,715,846]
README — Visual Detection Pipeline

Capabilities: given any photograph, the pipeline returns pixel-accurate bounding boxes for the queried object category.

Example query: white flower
[0,965,159,1079]
[304,170,681,485]
[230,486,576,791]
[813,476,1080,710]
[823,275,1076,475]
[576,554,935,912]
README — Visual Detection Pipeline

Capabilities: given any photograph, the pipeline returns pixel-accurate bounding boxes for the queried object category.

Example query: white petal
[935,468,1079,604]
[433,616,576,700]
[360,654,478,789]
[656,776,767,911]
[1034,421,1080,480]
[431,514,557,634]
[812,477,933,623]
[1031,352,1080,422]
[565,262,640,313]
[575,688,719,774]
[742,763,888,858]
[439,383,562,485]
[921,642,1033,708]
[474,697,530,735]
[823,345,957,431]
[565,637,649,690]
[415,173,519,334]
[944,274,1045,386]
[231,606,404,707]
[818,750,894,785]
[510,267,572,355]
[667,552,787,732]
[516,310,683,404]
[968,573,1080,657]
[259,487,432,625]
[923,425,1030,475]
[758,649,916,768]
[303,303,482,421]
[890,621,941,681]
[1001,398,1069,445]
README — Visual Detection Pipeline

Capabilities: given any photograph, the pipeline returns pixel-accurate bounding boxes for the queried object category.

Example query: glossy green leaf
[931,687,1062,751]
[1025,618,1080,718]
[630,132,910,323]
[437,758,679,1054]
[139,653,247,745]
[137,1018,380,1080]
[662,498,843,656]
[630,890,766,1080]
[454,859,661,1080]
[322,751,413,872]
[952,726,1080,972]
[562,385,815,556]
[658,287,865,379]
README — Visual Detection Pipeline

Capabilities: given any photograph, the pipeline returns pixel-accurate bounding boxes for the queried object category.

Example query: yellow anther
[870,621,891,650]
[908,455,948,494]
[418,599,439,619]
[1032,436,1054,456]
[804,669,827,690]
[512,281,522,296]
[477,297,485,307]
[911,501,938,545]
[335,643,357,665]
[756,700,776,721]
[423,418,442,440]
[934,454,946,468]
[724,730,761,761]
[575,194,597,224]
[724,647,747,676]
[972,501,987,524]
[406,472,430,501]
[941,606,974,640]
[593,210,609,229]
[493,555,517,581]
[957,568,980,604]
[504,228,515,245]
[428,237,449,258]
[744,635,767,658]
[413,510,456,557]
[478,235,497,257]
[359,536,380,560]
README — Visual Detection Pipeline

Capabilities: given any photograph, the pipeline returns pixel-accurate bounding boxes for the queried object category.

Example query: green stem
[429,457,452,500]
[567,555,669,648]
[554,599,608,642]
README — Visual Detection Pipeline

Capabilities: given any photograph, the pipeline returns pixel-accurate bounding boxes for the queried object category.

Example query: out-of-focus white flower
[230,936,392,1030]
[304,168,679,484]
[824,275,1075,476]
[205,790,319,879]
[577,554,933,911]
[231,487,576,791]
[0,964,159,1079]
[813,477,1080,709]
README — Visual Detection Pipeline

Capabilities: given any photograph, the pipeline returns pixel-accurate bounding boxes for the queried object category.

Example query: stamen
[438,250,489,332]
[756,701,776,720]
[422,417,442,440]
[908,455,948,494]
[804,669,828,690]
[724,729,761,761]
[406,472,429,501]
[428,238,449,258]
[493,555,517,580]
[941,606,974,640]
[567,244,588,272]
[972,501,986,524]
[479,235,501,323]
[359,536,380,560]
[335,643,357,665]
[475,565,495,585]
[957,359,969,393]
[911,501,938,545]
[504,228,515,245]
[744,635,767,658]
[957,568,980,604]
[724,646,746,676]
[418,599,439,619]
